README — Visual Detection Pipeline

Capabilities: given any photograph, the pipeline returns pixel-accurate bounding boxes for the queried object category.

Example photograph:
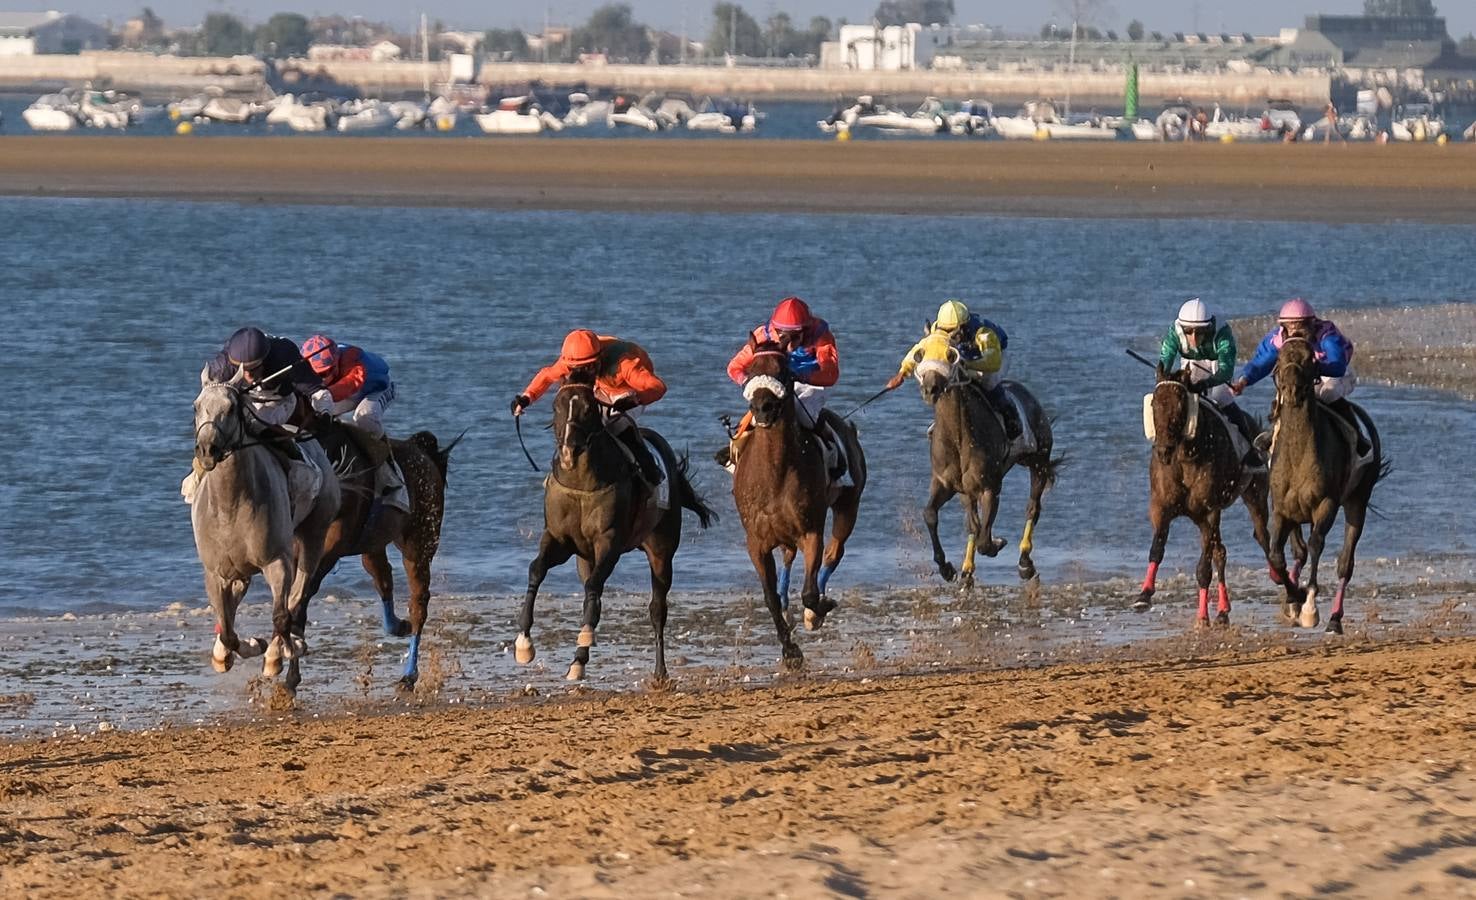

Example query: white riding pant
[794,383,826,429]
[1178,359,1234,407]
[330,382,395,439]
[1315,368,1356,403]
[250,392,297,427]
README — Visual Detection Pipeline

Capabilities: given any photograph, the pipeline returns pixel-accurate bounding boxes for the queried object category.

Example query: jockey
[202,326,323,458]
[1160,298,1262,466]
[300,334,398,470]
[884,299,1020,441]
[723,296,849,483]
[512,329,667,485]
[1232,298,1355,401]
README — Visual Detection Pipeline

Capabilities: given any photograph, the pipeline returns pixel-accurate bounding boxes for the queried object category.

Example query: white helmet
[1176,298,1212,328]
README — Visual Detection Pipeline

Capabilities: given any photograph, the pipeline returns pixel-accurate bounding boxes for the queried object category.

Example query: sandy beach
[2,136,1475,222]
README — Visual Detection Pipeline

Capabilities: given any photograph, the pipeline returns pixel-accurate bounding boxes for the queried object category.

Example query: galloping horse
[191,380,339,687]
[292,416,462,691]
[732,338,867,667]
[1265,335,1387,633]
[517,374,716,683]
[1135,365,1283,624]
[911,333,1059,585]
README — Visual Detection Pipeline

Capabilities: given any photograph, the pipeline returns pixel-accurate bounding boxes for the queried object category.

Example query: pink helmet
[1277,298,1316,322]
[300,334,340,375]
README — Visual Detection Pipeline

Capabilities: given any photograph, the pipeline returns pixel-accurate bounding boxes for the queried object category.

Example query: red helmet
[1278,298,1316,322]
[769,296,811,333]
[559,329,603,368]
[300,334,339,375]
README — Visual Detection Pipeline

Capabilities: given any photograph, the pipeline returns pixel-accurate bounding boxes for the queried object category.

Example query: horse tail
[672,450,719,530]
[1039,453,1066,489]
[408,428,467,484]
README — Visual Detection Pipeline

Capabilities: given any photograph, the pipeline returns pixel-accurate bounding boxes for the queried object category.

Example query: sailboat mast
[1065,18,1077,118]
[421,12,430,101]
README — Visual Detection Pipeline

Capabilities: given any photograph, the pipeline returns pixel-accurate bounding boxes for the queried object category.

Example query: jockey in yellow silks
[885,299,1019,439]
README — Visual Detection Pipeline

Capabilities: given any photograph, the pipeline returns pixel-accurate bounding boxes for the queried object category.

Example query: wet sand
[5,632,1476,897]
[2,136,1476,222]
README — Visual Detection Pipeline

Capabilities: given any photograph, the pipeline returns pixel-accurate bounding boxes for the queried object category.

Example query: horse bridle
[194,383,305,463]
[1273,335,1316,409]
[553,382,627,454]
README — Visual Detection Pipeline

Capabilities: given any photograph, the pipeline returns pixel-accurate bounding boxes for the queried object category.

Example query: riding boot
[986,385,1022,441]
[1224,403,1265,470]
[618,428,664,485]
[818,422,850,485]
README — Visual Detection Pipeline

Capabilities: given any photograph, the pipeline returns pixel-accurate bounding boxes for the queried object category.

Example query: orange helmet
[300,334,339,375]
[769,296,811,333]
[559,329,603,368]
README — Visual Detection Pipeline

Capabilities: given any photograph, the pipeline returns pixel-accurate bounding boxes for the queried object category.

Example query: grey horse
[191,379,339,691]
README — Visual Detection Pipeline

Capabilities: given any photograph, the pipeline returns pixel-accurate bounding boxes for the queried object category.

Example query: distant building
[1272,14,1476,91]
[306,40,403,62]
[821,23,946,71]
[0,10,110,56]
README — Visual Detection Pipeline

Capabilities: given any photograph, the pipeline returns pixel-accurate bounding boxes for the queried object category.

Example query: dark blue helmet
[225,327,269,370]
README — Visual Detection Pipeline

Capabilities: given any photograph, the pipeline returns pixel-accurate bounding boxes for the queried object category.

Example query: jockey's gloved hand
[611,395,639,413]
[788,348,820,377]
[885,373,905,391]
[309,389,335,414]
[511,394,530,416]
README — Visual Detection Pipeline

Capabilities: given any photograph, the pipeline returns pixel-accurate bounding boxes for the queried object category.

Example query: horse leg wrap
[962,536,977,576]
[1142,561,1159,593]
[577,625,596,648]
[1197,588,1210,621]
[817,564,835,596]
[1019,521,1035,555]
[1217,583,1231,614]
[1331,578,1349,619]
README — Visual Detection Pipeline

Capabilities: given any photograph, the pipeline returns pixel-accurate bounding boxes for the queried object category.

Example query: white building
[820,23,945,71]
[0,10,109,56]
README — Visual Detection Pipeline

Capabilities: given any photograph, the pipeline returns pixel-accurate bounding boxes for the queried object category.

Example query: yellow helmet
[936,300,970,331]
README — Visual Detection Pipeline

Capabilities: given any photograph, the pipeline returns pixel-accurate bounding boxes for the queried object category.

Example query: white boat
[1205,104,1279,141]
[427,95,460,132]
[1263,99,1302,138]
[820,96,945,135]
[1465,121,1475,142]
[264,93,298,126]
[169,94,209,121]
[608,94,664,131]
[994,101,1118,140]
[685,97,759,133]
[201,97,259,124]
[336,101,396,132]
[1390,103,1444,142]
[389,100,427,130]
[22,94,78,131]
[563,93,612,128]
[475,96,562,134]
[943,100,992,136]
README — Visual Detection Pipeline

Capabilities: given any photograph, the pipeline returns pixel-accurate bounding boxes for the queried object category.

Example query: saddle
[983,382,1037,463]
[316,420,410,514]
[611,432,671,511]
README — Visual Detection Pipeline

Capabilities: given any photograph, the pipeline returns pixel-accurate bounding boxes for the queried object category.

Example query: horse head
[742,337,794,428]
[911,332,962,407]
[1274,335,1317,410]
[193,380,246,472]
[1150,365,1192,464]
[552,375,604,471]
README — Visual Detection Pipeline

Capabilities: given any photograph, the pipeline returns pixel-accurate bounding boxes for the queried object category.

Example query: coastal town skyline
[49,1,1476,41]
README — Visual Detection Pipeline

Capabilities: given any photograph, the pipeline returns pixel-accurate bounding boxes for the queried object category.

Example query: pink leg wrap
[1331,578,1349,618]
[214,622,222,635]
[1142,561,1159,592]
[1197,587,1210,620]
[1267,563,1282,585]
[1217,583,1230,614]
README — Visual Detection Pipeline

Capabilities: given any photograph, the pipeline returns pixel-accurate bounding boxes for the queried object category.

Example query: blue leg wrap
[402,634,420,682]
[380,597,403,635]
[818,564,836,596]
[778,563,792,610]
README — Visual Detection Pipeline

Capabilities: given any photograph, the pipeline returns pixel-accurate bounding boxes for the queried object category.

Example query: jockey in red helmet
[512,329,667,485]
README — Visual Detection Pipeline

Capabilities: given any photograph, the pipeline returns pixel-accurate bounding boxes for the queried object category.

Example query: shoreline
[2,137,1476,222]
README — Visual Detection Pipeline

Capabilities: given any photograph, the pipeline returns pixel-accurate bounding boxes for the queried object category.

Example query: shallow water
[1,198,1474,730]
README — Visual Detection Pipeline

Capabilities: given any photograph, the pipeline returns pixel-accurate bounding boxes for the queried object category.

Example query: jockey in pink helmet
[1232,298,1355,404]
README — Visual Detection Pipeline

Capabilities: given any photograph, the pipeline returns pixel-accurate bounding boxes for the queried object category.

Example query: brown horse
[517,377,716,683]
[912,337,1060,585]
[292,414,462,692]
[1265,336,1387,634]
[1135,367,1286,624]
[732,338,867,667]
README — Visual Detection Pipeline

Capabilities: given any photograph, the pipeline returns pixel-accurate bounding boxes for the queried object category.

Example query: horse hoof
[1133,591,1153,612]
[1018,561,1037,582]
[780,647,804,670]
[803,608,820,631]
[1326,618,1344,635]
[1299,607,1320,629]
[390,620,413,639]
[1282,603,1299,623]
[959,572,975,593]
[514,634,535,664]
[238,637,267,658]
[577,626,596,648]
[211,654,232,673]
[938,562,956,583]
[565,662,585,681]
[262,658,282,678]
[1215,612,1230,626]
[290,636,308,657]
[1195,615,1209,628]
[984,538,1006,558]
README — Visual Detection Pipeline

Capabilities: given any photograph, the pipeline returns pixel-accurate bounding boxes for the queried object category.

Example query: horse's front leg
[207,573,255,671]
[1210,511,1230,626]
[959,495,981,589]
[978,483,1007,558]
[399,548,434,690]
[1298,503,1340,630]
[778,546,797,611]
[1017,462,1049,582]
[1266,512,1305,620]
[517,532,573,666]
[799,529,829,631]
[644,543,674,685]
[568,542,619,681]
[750,538,801,668]
[261,554,296,681]
[1136,506,1171,612]
[924,478,958,582]
[1328,501,1369,635]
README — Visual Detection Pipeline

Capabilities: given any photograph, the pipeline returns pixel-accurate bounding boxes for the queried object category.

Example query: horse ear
[1155,363,1168,383]
[747,333,758,353]
[946,346,960,364]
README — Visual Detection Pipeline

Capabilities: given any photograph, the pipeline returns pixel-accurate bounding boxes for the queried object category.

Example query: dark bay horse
[1135,367,1284,624]
[732,338,867,667]
[912,335,1059,585]
[290,409,462,692]
[1266,336,1387,633]
[518,378,716,683]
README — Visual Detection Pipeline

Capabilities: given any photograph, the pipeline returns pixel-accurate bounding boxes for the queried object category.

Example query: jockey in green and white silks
[1159,298,1262,465]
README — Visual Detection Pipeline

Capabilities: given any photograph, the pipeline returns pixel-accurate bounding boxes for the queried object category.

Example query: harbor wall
[0,52,1333,106]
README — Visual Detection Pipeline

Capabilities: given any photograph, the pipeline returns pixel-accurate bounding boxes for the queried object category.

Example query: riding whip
[514,413,541,472]
[1125,348,1158,370]
[840,386,892,420]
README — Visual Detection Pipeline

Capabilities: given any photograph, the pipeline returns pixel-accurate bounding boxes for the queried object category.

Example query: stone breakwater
[0,52,1333,106]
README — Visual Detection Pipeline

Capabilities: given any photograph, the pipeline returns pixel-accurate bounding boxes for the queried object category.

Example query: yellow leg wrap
[962,535,978,575]
[1020,521,1036,555]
